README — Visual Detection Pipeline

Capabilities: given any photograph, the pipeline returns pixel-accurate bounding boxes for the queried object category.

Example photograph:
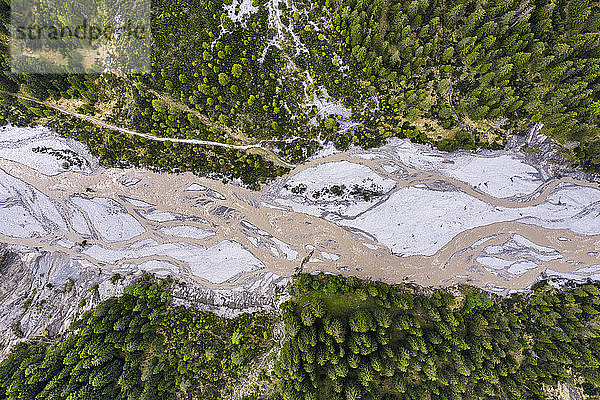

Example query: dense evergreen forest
[2,273,600,399]
[276,274,600,400]
[0,0,599,184]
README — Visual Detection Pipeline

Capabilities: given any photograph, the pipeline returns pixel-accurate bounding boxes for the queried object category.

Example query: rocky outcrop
[0,244,288,357]
[0,244,135,356]
[170,272,289,318]
[507,123,599,183]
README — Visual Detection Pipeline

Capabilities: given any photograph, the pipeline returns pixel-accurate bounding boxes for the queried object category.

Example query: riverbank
[0,124,598,297]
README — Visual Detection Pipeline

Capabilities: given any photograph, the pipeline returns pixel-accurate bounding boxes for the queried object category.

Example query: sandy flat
[0,124,599,294]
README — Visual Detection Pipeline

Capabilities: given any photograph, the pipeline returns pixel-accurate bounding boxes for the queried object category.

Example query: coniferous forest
[2,273,600,400]
[0,0,599,186]
[0,275,276,400]
[1,0,600,398]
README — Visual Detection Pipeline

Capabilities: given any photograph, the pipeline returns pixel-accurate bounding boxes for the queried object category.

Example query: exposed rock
[544,381,584,400]
[170,272,289,318]
[507,123,599,183]
[0,244,288,357]
[0,244,129,357]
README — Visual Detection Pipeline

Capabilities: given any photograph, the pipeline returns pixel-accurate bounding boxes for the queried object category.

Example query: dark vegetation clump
[3,273,600,399]
[0,275,275,400]
[275,273,600,400]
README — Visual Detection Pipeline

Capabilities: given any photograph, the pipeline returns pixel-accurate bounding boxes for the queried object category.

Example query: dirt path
[2,91,296,168]
[377,0,390,45]
[144,87,242,139]
[447,80,473,132]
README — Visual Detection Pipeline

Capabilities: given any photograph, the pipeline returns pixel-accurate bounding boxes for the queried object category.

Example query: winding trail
[447,80,473,132]
[2,91,297,168]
